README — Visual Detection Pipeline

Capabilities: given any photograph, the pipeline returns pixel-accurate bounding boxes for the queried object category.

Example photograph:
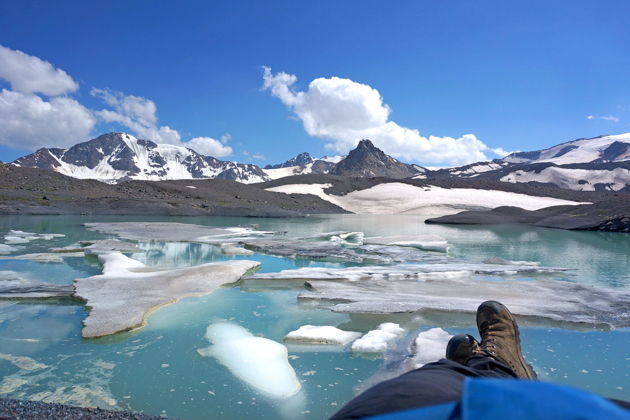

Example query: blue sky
[1,0,629,166]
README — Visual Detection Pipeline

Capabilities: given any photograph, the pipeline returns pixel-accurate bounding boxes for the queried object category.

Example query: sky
[1,0,629,167]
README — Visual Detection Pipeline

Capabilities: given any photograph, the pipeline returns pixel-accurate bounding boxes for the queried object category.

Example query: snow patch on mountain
[266,182,586,218]
[502,133,630,165]
[13,132,270,184]
[500,166,630,191]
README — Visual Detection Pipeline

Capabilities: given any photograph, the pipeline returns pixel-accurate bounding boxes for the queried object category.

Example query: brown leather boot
[476,300,537,379]
[445,334,480,364]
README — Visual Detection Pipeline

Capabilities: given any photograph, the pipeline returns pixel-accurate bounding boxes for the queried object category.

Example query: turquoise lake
[0,214,628,419]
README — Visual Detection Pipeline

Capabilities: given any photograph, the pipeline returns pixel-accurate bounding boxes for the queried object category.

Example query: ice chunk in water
[483,257,540,266]
[351,323,405,353]
[220,244,255,256]
[364,235,451,252]
[197,322,301,399]
[0,244,21,254]
[241,239,390,264]
[407,328,453,369]
[284,325,361,346]
[248,262,569,283]
[4,230,64,244]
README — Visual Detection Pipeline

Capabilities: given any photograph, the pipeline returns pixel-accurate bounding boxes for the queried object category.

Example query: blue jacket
[370,378,630,420]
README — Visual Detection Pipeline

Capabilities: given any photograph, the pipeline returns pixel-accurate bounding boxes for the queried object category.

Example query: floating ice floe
[84,222,273,243]
[294,274,630,328]
[3,230,65,244]
[49,239,141,254]
[483,257,541,266]
[241,239,391,264]
[284,325,362,346]
[220,244,255,256]
[197,322,301,399]
[0,244,21,255]
[364,235,451,253]
[315,231,365,244]
[0,271,74,299]
[74,252,260,337]
[407,328,453,369]
[247,262,569,283]
[351,323,405,353]
[0,252,85,263]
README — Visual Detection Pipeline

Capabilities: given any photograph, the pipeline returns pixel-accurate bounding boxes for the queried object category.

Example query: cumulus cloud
[0,45,235,158]
[91,88,181,144]
[91,88,233,157]
[0,45,94,150]
[186,136,233,157]
[262,66,507,166]
[0,89,96,150]
[587,114,620,123]
[0,45,78,96]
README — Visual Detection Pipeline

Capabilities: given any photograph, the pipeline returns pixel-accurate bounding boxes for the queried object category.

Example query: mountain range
[11,132,630,192]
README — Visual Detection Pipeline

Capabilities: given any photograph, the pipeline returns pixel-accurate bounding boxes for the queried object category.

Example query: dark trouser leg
[330,356,516,420]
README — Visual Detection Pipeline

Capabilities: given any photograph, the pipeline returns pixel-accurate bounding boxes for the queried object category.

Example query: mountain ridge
[10,131,630,192]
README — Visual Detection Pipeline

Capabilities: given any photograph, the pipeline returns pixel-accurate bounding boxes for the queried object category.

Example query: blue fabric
[368,378,630,420]
[366,402,459,420]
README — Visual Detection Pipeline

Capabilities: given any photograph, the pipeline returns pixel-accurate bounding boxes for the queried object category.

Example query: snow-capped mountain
[13,133,270,184]
[263,154,342,180]
[264,152,315,169]
[502,133,630,165]
[425,133,630,192]
[10,131,630,192]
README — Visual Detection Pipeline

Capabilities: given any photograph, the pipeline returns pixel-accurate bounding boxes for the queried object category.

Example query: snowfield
[500,166,630,191]
[266,182,586,218]
[503,133,630,165]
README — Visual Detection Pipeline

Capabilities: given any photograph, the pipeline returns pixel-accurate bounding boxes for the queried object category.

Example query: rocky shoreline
[0,398,166,419]
[1,164,629,231]
[426,199,630,232]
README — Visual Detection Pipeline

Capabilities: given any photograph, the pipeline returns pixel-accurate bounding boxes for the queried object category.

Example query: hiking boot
[476,300,537,379]
[446,334,480,364]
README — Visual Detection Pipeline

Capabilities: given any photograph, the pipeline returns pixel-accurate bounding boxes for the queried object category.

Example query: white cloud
[91,88,233,157]
[262,66,507,166]
[0,89,96,150]
[91,88,181,145]
[586,114,620,123]
[186,136,233,157]
[0,46,235,158]
[0,45,78,96]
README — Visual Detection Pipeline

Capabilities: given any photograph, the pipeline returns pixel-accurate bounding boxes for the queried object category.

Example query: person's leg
[330,356,516,420]
[331,301,533,419]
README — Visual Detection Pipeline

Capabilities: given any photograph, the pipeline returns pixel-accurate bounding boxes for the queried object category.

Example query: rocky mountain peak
[12,132,270,184]
[331,139,422,178]
[265,152,314,169]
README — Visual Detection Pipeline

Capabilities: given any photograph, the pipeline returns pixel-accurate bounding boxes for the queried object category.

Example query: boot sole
[477,300,537,380]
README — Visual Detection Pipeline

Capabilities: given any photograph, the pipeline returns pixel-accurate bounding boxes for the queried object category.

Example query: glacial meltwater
[0,214,628,419]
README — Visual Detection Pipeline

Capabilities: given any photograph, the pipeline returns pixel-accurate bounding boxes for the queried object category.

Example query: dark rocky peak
[265,152,314,169]
[331,139,421,178]
[13,147,65,170]
[597,141,630,162]
[61,133,133,169]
